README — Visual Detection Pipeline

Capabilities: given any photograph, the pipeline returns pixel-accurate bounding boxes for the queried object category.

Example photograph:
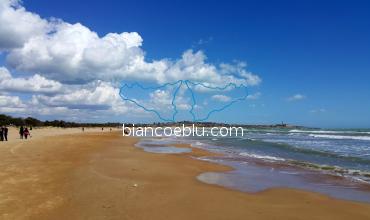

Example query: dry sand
[0,129,369,219]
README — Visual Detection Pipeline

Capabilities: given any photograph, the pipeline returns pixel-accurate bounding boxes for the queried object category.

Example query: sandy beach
[0,128,369,220]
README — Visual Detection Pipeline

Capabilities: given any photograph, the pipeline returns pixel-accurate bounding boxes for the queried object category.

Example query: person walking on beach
[23,127,30,139]
[0,127,3,142]
[3,126,8,141]
[19,126,24,139]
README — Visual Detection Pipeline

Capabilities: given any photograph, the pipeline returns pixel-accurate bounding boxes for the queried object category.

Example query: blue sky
[1,0,369,128]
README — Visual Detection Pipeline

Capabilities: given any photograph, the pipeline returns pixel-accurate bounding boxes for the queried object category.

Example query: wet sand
[0,130,369,219]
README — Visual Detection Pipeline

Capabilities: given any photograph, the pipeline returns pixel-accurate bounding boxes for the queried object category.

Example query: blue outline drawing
[119,80,248,122]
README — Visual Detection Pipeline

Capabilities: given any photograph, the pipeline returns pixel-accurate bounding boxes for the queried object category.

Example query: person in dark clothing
[0,127,3,141]
[3,126,8,141]
[24,127,30,139]
[19,126,24,139]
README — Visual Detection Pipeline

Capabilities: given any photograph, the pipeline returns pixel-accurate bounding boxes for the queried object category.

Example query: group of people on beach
[19,126,31,139]
[0,126,9,141]
[0,126,31,142]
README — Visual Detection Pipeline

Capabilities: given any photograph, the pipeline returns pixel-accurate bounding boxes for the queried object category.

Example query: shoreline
[140,137,370,203]
[1,129,370,219]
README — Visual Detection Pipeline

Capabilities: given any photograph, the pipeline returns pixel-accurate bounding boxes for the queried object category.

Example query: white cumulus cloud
[0,94,27,113]
[32,81,125,111]
[0,0,49,50]
[1,0,261,86]
[0,0,263,121]
[212,94,231,102]
[0,67,62,93]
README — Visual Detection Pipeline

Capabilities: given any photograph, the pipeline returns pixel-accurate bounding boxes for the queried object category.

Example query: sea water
[136,128,370,203]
